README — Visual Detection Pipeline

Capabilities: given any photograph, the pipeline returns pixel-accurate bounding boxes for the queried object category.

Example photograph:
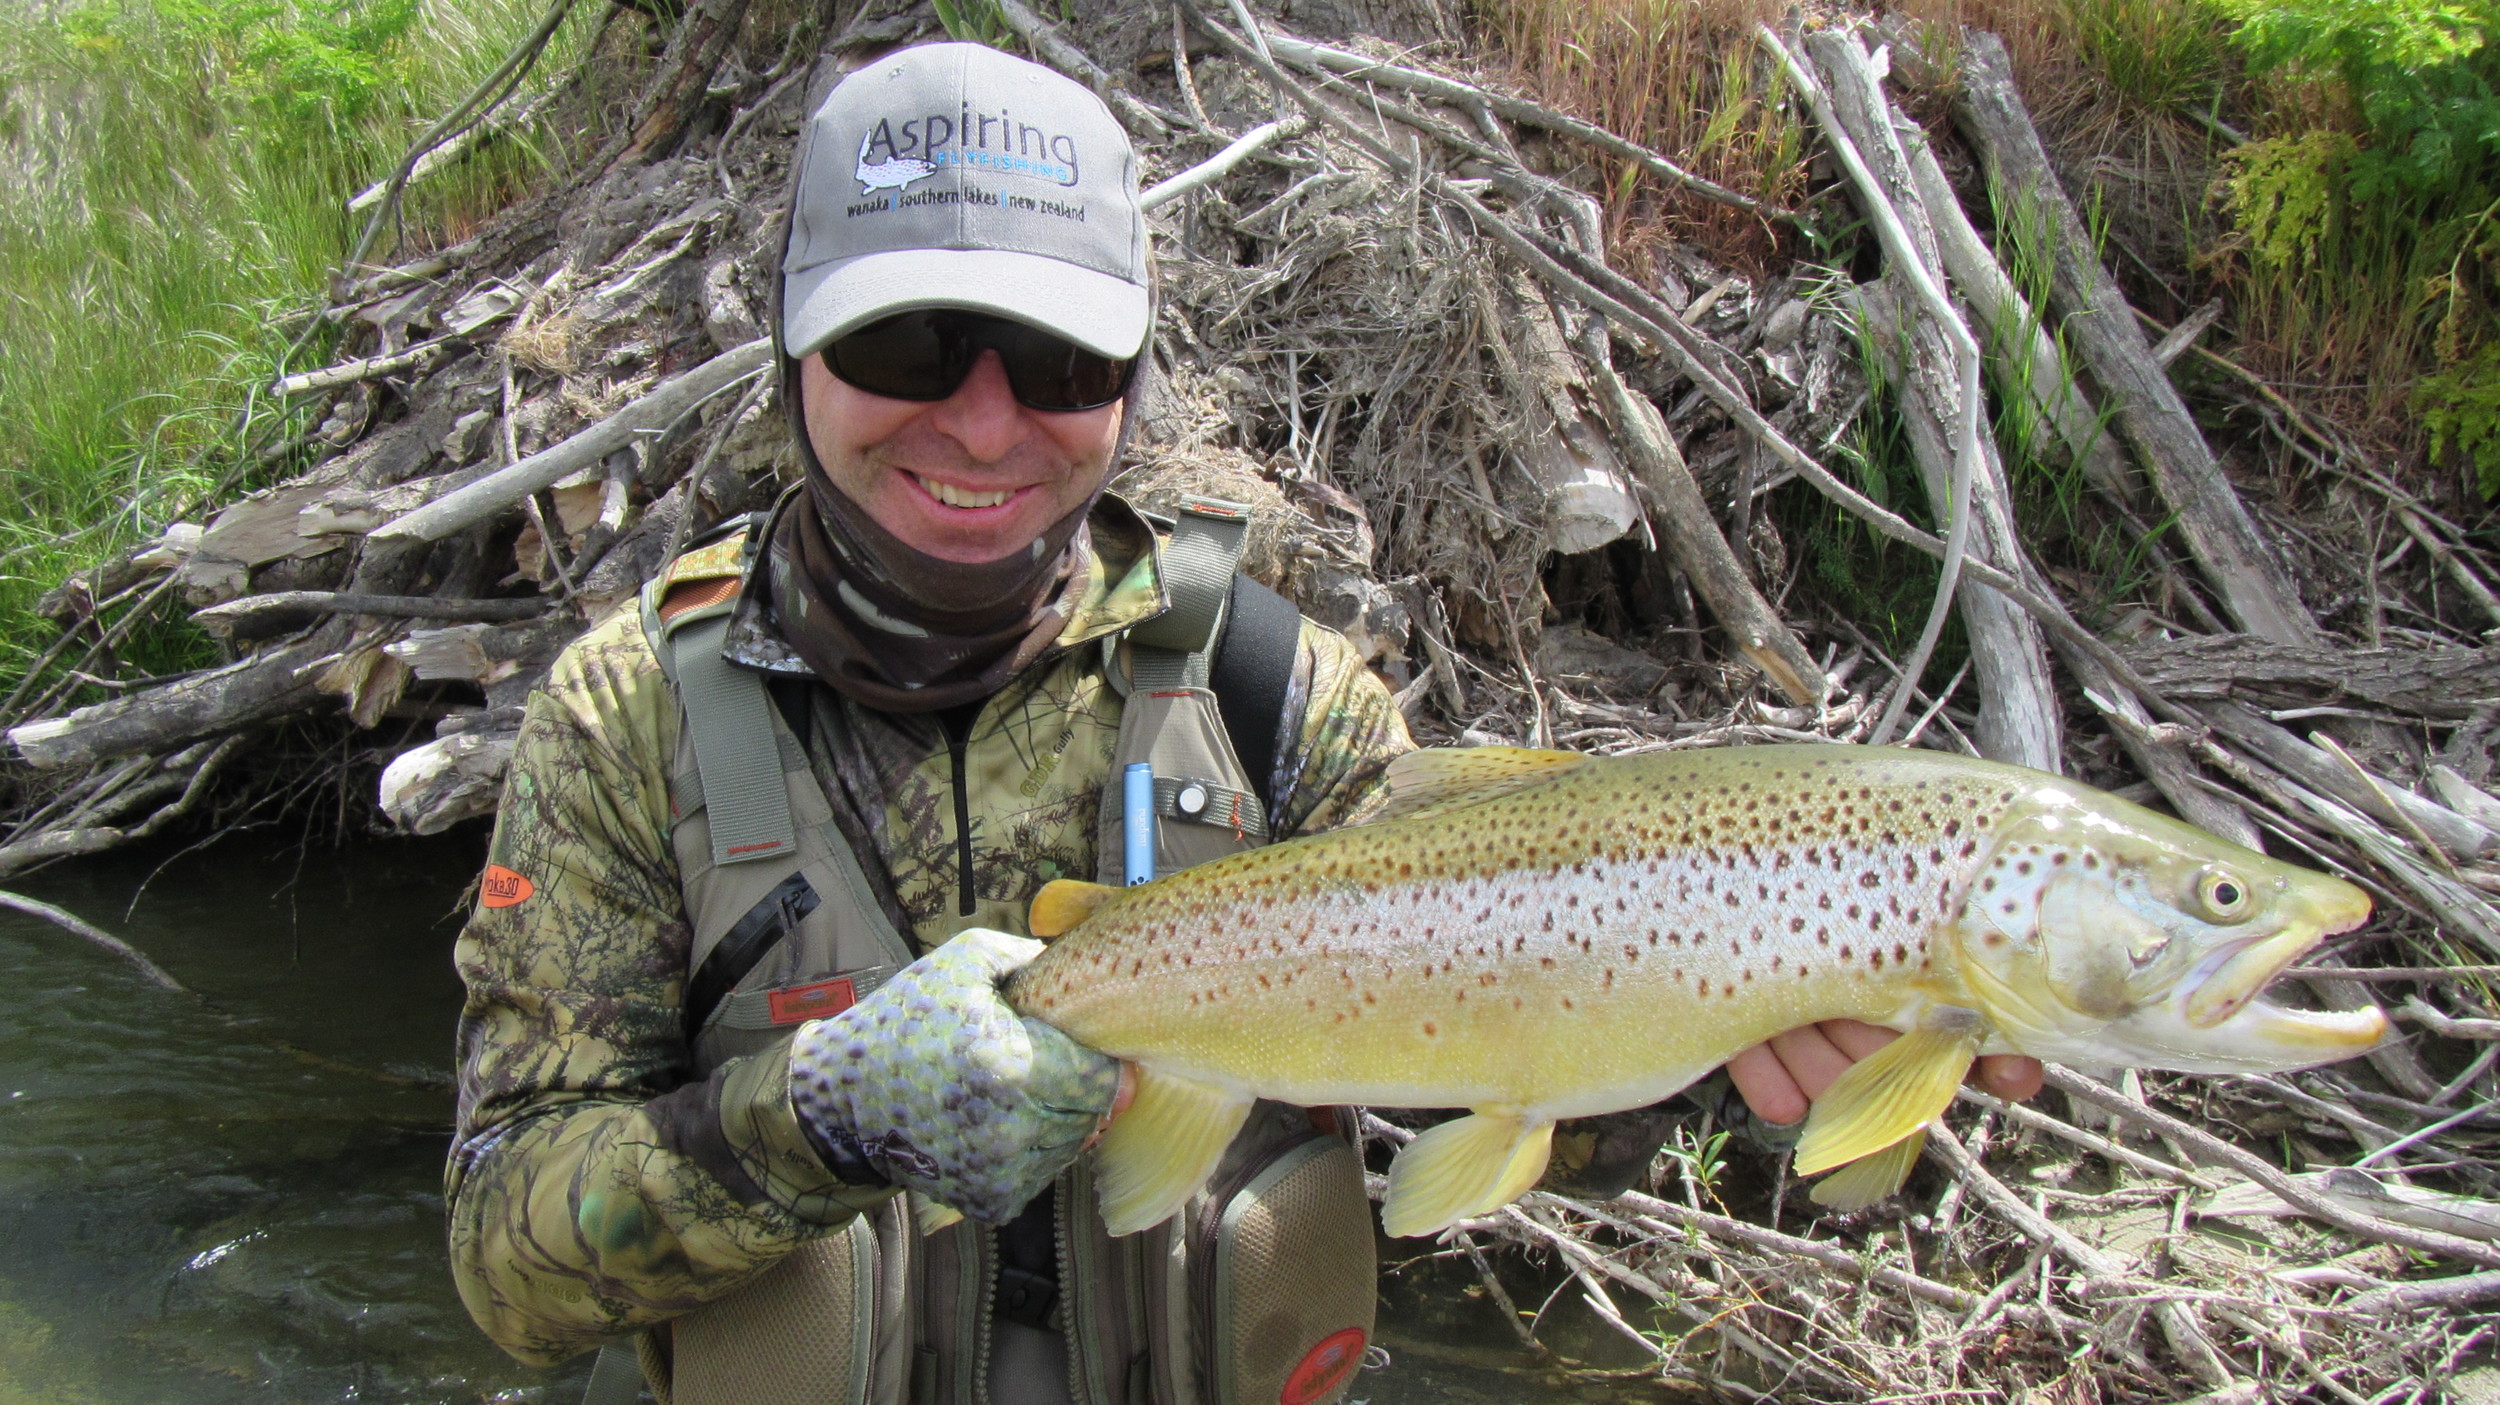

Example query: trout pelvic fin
[1090,1066,1252,1236]
[1793,1016,1982,1178]
[1808,1128,1928,1211]
[1372,747,1590,824]
[1029,879,1121,939]
[911,1194,966,1236]
[1379,1109,1555,1238]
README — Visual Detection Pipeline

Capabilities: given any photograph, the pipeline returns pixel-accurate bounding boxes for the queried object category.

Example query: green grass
[0,0,590,693]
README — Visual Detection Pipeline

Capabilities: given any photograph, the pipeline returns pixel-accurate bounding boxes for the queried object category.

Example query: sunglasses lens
[822,311,965,401]
[823,311,1134,411]
[1000,324,1135,411]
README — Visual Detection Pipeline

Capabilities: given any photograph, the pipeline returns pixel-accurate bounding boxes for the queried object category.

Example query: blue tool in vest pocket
[1123,762,1155,885]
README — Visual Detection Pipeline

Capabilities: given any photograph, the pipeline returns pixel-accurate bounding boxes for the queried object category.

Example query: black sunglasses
[820,309,1136,413]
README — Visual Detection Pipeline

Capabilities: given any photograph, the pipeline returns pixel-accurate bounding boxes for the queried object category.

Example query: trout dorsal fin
[1371,746,1589,824]
[1030,879,1121,939]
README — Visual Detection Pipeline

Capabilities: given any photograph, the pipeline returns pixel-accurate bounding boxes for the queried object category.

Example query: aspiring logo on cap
[851,106,1082,199]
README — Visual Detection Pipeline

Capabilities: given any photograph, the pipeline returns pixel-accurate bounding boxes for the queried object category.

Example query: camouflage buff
[447,494,1413,1364]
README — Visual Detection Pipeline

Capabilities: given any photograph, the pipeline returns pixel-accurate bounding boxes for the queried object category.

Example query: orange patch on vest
[767,977,858,1025]
[481,865,536,908]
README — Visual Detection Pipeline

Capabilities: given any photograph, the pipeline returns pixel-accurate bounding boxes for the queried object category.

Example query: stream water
[0,830,1649,1404]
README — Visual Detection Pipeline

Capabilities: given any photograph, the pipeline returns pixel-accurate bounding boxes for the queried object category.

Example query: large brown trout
[1005,744,2388,1238]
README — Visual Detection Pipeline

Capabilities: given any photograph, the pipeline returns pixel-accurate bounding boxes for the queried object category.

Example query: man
[446,39,2039,1405]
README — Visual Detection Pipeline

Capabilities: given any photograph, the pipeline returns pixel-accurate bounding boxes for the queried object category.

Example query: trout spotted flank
[1007,745,2388,1238]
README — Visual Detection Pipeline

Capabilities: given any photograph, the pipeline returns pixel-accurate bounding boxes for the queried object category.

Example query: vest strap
[1153,772,1268,840]
[1128,497,1251,690]
[671,613,799,868]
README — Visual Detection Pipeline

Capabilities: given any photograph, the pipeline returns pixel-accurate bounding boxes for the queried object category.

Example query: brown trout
[1005,744,2387,1237]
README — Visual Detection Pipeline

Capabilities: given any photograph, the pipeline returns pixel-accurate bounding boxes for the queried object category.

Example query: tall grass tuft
[0,0,588,684]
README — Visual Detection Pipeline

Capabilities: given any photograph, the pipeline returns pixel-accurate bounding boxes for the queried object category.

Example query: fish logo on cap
[855,129,935,196]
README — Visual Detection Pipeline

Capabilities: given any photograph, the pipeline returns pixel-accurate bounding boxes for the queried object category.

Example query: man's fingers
[1976,1054,2044,1101]
[1725,1041,1809,1127]
[1815,1018,1900,1064]
[1764,1023,1864,1105]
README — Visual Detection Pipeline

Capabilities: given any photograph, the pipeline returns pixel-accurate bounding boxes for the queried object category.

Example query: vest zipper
[1055,1175,1087,1405]
[970,1223,998,1405]
[943,707,977,918]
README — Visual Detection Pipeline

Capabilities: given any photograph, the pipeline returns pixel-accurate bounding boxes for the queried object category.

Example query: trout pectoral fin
[1030,879,1121,938]
[1091,1066,1252,1236]
[1378,1110,1555,1238]
[1793,1023,1980,1176]
[1808,1128,1927,1211]
[912,1195,966,1236]
[1372,747,1589,824]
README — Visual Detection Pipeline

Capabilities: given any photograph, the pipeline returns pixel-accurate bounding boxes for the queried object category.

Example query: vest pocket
[1194,1129,1377,1405]
[671,1215,879,1405]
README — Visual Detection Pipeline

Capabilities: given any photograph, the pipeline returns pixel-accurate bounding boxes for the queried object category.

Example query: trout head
[1944,785,2386,1074]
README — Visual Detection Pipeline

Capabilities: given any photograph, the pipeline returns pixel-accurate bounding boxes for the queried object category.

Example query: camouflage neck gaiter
[766,476,1092,714]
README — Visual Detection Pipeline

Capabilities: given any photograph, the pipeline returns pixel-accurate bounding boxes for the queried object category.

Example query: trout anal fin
[1091,1066,1252,1236]
[1793,1014,1982,1179]
[1379,1109,1555,1238]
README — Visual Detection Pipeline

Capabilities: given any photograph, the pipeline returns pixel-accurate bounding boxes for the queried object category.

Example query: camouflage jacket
[446,496,1414,1364]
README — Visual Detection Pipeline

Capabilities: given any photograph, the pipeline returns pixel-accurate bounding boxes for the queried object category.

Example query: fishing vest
[609,498,1377,1405]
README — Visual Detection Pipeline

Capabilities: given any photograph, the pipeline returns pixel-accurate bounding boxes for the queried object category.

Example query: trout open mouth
[2181,882,2379,1041]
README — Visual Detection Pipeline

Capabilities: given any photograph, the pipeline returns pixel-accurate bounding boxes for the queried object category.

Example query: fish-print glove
[787,928,1124,1224]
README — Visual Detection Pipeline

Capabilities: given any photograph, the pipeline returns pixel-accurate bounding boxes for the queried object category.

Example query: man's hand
[788,928,1123,1223]
[1727,1019,2042,1127]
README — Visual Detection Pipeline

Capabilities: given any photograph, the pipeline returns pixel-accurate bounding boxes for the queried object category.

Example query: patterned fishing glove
[787,928,1123,1224]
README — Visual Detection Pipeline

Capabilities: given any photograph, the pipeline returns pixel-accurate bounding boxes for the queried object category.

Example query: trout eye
[2195,868,2252,923]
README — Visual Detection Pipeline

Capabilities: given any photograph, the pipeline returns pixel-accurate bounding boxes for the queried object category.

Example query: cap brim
[783,248,1150,361]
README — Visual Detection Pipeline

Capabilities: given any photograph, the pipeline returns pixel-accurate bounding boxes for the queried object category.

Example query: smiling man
[444,39,2034,1405]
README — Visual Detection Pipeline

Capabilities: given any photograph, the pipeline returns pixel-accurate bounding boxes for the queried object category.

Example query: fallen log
[1895,101,2137,507]
[6,639,333,770]
[1953,32,2322,649]
[2122,635,2500,720]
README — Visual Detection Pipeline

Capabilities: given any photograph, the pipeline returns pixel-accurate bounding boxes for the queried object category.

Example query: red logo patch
[1279,1328,1366,1405]
[480,865,535,908]
[768,977,858,1025]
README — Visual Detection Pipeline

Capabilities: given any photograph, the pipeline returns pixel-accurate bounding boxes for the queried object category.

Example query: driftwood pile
[5,0,2500,1397]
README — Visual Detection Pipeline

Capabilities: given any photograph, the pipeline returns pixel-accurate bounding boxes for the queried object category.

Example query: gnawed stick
[374,337,771,545]
[0,890,186,990]
[193,591,549,643]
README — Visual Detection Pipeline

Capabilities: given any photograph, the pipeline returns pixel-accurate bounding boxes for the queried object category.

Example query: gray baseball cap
[781,43,1149,362]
